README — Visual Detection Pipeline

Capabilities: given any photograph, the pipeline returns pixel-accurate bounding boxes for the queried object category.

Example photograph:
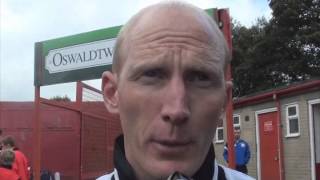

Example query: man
[1,136,29,180]
[223,129,251,174]
[0,149,20,180]
[99,1,254,180]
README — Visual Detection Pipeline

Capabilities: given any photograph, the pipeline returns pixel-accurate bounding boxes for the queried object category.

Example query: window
[286,104,300,137]
[215,127,224,143]
[233,114,241,130]
[215,114,241,143]
[215,116,224,143]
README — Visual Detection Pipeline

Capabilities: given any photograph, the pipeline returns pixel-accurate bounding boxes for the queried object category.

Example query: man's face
[234,130,241,140]
[103,9,230,179]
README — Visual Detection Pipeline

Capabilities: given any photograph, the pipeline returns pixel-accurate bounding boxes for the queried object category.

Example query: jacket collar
[113,135,215,180]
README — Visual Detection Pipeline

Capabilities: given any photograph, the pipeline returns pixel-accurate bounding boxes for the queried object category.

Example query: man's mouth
[156,139,191,146]
[150,138,193,155]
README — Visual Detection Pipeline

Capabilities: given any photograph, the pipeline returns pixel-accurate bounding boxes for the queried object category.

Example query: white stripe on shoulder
[96,169,118,180]
[113,169,119,180]
[221,165,256,180]
[213,160,218,180]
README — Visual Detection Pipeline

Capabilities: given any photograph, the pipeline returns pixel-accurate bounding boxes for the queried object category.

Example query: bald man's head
[112,1,230,74]
[101,2,233,179]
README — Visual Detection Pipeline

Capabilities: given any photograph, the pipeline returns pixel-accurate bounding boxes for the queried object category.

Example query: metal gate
[0,82,122,180]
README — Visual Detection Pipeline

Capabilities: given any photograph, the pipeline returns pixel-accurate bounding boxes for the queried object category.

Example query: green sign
[34,25,121,86]
[34,8,216,86]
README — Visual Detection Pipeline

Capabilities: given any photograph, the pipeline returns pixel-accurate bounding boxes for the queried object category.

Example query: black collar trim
[113,135,215,180]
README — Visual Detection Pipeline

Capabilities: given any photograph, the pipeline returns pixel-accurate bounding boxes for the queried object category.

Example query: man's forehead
[113,2,229,74]
[129,5,216,42]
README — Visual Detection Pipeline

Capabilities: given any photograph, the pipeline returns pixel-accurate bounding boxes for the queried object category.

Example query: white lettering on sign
[264,120,273,132]
[45,38,116,73]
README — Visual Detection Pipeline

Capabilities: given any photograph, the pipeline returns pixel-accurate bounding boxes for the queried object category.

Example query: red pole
[76,81,83,179]
[76,81,83,110]
[219,9,236,169]
[275,94,285,180]
[33,86,41,180]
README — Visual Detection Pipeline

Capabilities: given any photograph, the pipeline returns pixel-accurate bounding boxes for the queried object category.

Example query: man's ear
[218,80,233,121]
[102,71,119,114]
[225,80,233,105]
[222,80,233,113]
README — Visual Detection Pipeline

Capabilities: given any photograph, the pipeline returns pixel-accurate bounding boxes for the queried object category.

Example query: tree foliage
[231,0,320,97]
[49,95,71,102]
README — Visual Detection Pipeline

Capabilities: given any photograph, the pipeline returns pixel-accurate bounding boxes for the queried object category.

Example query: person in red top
[0,149,20,180]
[1,136,29,180]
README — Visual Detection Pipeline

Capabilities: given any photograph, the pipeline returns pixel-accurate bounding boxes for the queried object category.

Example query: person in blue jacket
[223,129,251,174]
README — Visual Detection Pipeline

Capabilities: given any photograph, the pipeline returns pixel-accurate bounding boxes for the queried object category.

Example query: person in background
[223,129,251,174]
[1,136,29,180]
[0,149,20,180]
[98,1,255,179]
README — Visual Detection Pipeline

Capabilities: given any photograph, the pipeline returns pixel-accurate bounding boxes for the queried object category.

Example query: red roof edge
[233,79,320,108]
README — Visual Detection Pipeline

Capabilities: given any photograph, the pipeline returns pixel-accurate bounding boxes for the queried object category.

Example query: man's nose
[161,77,190,126]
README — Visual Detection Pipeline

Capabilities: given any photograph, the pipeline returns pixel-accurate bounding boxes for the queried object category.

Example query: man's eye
[186,71,213,87]
[143,69,164,79]
[187,71,209,81]
[138,69,166,84]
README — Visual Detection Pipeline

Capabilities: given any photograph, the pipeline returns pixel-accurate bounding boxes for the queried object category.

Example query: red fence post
[33,86,41,180]
[218,9,236,169]
[76,81,83,111]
